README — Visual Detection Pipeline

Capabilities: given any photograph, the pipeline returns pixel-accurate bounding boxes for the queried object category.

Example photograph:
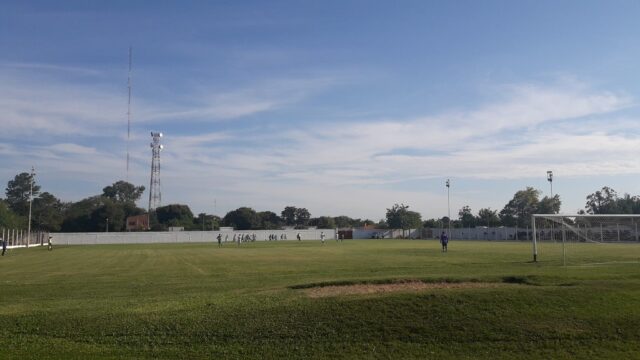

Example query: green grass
[1,240,639,359]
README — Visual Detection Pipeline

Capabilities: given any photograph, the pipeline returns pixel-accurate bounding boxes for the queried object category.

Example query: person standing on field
[320,231,325,245]
[2,236,6,256]
[440,231,448,252]
[297,233,301,241]
[217,233,222,247]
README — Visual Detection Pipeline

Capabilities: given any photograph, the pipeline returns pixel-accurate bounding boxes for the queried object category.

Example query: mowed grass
[1,240,639,359]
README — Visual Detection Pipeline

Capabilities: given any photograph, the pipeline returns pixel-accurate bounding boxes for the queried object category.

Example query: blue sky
[2,1,640,220]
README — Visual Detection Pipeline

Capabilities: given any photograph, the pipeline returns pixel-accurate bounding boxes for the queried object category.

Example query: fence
[50,229,338,245]
[425,227,534,241]
[1,228,49,249]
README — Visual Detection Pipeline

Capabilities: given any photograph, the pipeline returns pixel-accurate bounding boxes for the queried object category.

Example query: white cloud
[1,76,638,219]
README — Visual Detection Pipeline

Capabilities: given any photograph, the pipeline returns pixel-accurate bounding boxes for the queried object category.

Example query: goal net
[532,214,640,265]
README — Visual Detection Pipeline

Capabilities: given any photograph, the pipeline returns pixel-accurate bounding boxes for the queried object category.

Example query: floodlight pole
[547,170,554,242]
[446,179,451,240]
[27,166,35,248]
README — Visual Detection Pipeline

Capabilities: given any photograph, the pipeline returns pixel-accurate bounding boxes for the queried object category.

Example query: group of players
[1,235,54,256]
[213,231,348,247]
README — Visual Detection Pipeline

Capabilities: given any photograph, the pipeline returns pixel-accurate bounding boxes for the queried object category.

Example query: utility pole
[547,171,553,199]
[126,46,133,181]
[446,179,451,240]
[27,166,35,248]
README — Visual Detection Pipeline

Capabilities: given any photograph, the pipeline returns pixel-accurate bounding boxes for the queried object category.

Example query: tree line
[2,172,640,232]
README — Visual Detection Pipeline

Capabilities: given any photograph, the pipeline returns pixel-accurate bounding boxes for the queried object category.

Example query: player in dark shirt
[440,231,448,252]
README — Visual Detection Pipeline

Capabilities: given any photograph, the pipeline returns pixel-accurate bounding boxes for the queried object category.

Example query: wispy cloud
[0,67,338,138]
[1,76,637,219]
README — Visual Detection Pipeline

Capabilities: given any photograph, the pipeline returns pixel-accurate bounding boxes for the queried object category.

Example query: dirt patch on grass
[305,281,505,298]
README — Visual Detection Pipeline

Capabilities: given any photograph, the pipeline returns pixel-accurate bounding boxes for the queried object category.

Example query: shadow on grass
[290,275,549,290]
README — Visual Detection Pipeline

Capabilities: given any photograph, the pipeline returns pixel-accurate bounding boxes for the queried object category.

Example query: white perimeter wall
[51,229,337,245]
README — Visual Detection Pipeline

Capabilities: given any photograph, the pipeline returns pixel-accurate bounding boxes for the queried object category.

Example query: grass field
[1,239,639,359]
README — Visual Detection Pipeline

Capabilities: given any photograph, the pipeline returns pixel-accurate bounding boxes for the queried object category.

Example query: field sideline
[1,240,639,359]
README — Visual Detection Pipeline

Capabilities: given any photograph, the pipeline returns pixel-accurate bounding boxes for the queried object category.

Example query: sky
[2,1,640,221]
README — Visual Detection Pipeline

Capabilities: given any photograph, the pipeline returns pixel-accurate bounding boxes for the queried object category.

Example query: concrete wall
[50,229,337,245]
[427,227,532,241]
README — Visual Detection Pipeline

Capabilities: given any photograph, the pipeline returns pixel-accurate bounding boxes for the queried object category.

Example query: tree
[537,195,561,215]
[376,219,389,229]
[458,205,476,227]
[5,172,41,216]
[617,194,640,214]
[423,218,439,228]
[61,196,105,232]
[281,206,297,226]
[258,211,282,229]
[280,206,311,227]
[91,198,125,232]
[585,187,619,214]
[155,204,194,228]
[32,192,64,232]
[294,207,311,227]
[223,207,260,230]
[102,180,145,204]
[309,216,335,229]
[0,198,24,229]
[500,187,542,227]
[477,208,499,227]
[334,216,354,228]
[194,213,220,231]
[386,204,422,233]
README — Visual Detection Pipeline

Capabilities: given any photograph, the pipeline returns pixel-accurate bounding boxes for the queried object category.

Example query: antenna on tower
[126,46,133,181]
[148,131,163,212]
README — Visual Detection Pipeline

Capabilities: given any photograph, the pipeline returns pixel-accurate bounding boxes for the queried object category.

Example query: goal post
[532,214,640,265]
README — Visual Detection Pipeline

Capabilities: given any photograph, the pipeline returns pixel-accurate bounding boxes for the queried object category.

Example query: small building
[126,214,149,231]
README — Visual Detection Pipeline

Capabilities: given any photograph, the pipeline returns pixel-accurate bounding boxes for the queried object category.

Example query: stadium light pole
[547,170,555,243]
[446,179,451,239]
[27,166,35,248]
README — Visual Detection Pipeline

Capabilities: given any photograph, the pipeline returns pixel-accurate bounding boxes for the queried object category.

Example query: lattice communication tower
[148,132,163,211]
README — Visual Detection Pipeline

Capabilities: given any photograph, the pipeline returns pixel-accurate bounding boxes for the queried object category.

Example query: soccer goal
[532,214,640,265]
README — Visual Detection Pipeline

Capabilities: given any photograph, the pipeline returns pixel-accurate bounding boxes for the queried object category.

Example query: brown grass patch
[305,281,505,298]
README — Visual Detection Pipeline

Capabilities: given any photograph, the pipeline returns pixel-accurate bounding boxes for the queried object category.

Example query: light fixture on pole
[27,166,35,248]
[547,170,553,198]
[446,179,451,239]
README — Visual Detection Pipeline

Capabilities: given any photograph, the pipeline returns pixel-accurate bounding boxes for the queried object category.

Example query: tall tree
[102,180,145,204]
[500,187,543,227]
[386,204,422,230]
[585,187,619,214]
[5,172,41,216]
